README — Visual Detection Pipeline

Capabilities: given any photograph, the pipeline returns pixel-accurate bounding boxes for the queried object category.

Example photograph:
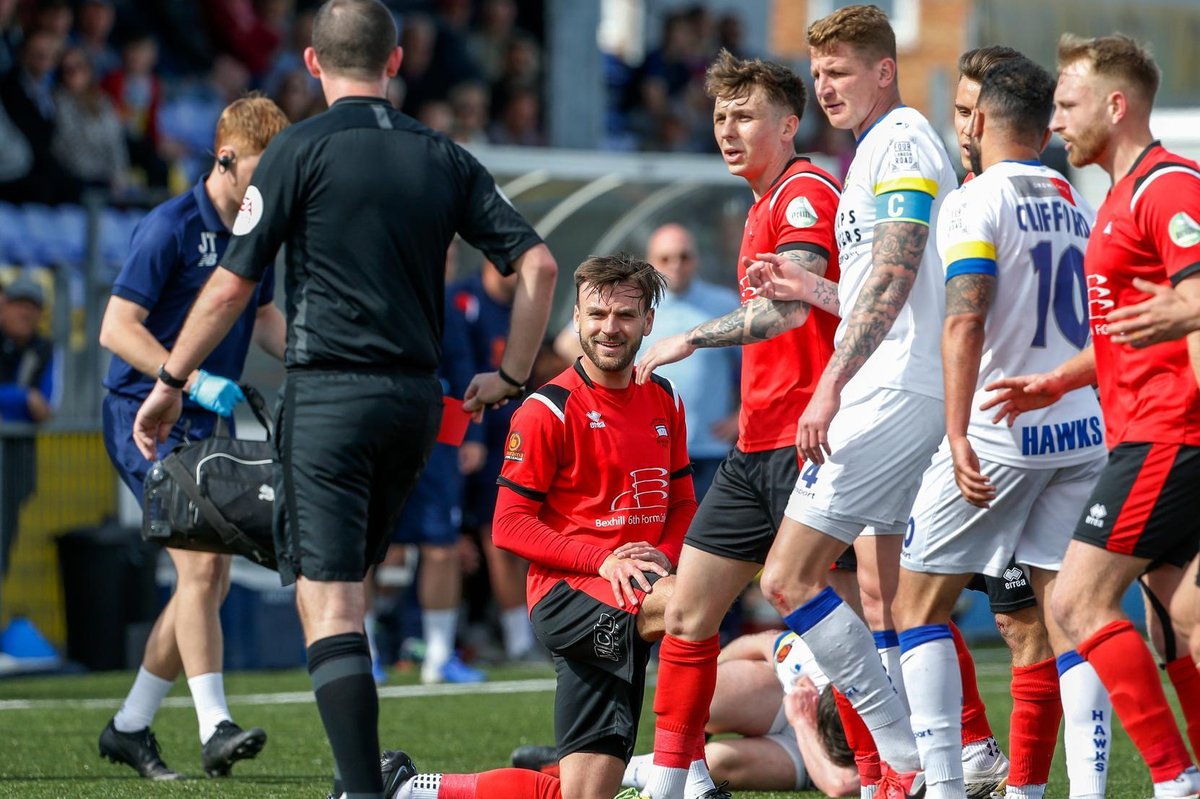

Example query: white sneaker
[964,737,1010,799]
[1153,765,1200,799]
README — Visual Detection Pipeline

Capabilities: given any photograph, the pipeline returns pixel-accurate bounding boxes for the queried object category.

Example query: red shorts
[1072,442,1200,568]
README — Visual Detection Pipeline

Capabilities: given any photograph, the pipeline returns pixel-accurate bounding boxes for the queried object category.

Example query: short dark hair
[574,254,667,314]
[977,56,1056,139]
[312,0,397,81]
[958,45,1023,83]
[816,686,854,769]
[704,49,807,120]
[1057,33,1159,104]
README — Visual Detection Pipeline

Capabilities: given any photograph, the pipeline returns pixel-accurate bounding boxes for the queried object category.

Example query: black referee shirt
[221,95,543,372]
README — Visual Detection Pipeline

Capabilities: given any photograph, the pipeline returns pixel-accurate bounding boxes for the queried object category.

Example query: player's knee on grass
[994,606,1053,667]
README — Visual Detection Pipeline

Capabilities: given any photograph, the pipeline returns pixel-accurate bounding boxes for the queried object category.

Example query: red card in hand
[437,396,472,446]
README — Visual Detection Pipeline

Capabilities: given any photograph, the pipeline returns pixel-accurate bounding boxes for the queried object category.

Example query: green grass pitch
[0,647,1188,798]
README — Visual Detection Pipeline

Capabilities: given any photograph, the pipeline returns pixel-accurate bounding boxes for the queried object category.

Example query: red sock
[1007,656,1061,787]
[1166,655,1200,761]
[1079,620,1194,782]
[951,622,994,744]
[653,635,720,769]
[439,769,561,799]
[835,687,881,785]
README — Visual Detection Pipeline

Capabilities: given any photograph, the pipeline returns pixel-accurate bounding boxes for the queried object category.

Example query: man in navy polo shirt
[96,94,289,781]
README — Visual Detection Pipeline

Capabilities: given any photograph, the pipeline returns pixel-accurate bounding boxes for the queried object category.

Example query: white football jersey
[772,631,829,694]
[836,106,957,403]
[937,160,1105,467]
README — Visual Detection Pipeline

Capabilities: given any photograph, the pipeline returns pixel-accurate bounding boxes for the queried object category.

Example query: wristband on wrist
[156,363,187,390]
[497,366,526,391]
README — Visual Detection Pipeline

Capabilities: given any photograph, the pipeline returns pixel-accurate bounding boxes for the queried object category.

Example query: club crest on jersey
[587,410,606,429]
[653,417,669,445]
[504,432,524,462]
[1169,212,1200,247]
[785,196,819,228]
[233,185,263,235]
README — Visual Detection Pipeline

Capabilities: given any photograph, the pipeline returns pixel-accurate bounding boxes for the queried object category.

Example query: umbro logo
[587,410,606,429]
[1085,503,1107,528]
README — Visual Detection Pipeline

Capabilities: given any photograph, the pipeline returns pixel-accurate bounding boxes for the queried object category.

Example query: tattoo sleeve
[687,250,829,347]
[823,219,929,387]
[944,273,996,319]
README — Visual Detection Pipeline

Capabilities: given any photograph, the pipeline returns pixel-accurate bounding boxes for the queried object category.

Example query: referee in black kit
[132,1,557,795]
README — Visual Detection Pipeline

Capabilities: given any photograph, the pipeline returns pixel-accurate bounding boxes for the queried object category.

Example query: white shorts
[784,387,944,544]
[765,705,812,791]
[901,448,1106,577]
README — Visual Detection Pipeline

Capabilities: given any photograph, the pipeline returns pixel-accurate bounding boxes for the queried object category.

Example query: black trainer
[98,718,183,780]
[511,744,558,773]
[698,782,733,799]
[201,720,267,777]
[381,750,419,798]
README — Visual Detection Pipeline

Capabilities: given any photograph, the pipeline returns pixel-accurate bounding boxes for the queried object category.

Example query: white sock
[1006,785,1047,799]
[113,666,175,732]
[861,786,878,799]
[899,628,962,797]
[789,588,919,772]
[1057,651,1110,799]
[187,672,232,744]
[500,606,534,659]
[643,764,688,799]
[623,753,653,788]
[422,609,457,681]
[685,757,715,798]
[961,736,1006,771]
[394,772,441,799]
[874,629,909,712]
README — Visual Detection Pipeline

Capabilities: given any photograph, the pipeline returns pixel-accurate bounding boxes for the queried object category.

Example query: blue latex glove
[188,370,245,417]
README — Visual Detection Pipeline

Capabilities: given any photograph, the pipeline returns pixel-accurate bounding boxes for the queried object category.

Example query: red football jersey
[493,361,697,611]
[736,158,842,452]
[1087,142,1200,446]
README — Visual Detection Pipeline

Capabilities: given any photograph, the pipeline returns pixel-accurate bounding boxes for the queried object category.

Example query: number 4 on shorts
[801,462,820,489]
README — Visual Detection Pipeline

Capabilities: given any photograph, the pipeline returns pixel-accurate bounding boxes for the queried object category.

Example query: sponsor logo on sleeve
[785,196,819,228]
[232,185,264,235]
[504,432,524,462]
[1168,211,1200,247]
[888,138,917,172]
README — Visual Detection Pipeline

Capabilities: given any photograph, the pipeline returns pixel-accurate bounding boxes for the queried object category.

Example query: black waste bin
[57,522,159,671]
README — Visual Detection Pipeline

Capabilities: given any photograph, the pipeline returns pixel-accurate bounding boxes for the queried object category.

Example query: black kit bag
[141,385,278,570]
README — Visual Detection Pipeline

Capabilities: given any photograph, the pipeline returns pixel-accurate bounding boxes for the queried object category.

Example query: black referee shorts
[684,446,800,564]
[530,577,659,762]
[273,369,442,586]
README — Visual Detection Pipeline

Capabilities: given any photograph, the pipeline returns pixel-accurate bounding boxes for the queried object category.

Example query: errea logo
[258,484,274,502]
[1003,566,1027,590]
[1085,503,1107,528]
[587,410,606,429]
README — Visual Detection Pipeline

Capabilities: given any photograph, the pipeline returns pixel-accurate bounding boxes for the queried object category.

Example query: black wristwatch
[156,363,187,390]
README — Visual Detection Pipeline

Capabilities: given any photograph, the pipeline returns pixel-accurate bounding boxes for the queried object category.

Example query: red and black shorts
[1072,442,1200,568]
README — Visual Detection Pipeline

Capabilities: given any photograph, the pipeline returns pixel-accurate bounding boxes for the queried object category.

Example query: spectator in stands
[416,99,453,134]
[260,8,316,97]
[0,0,20,78]
[488,85,542,147]
[467,0,524,84]
[0,276,56,424]
[52,45,129,196]
[448,80,489,144]
[398,11,480,118]
[202,0,283,79]
[272,65,322,122]
[0,97,32,185]
[72,0,120,79]
[101,29,168,189]
[0,28,78,204]
[488,31,539,124]
[32,0,72,41]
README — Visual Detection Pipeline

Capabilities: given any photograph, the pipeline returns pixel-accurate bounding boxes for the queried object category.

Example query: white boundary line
[0,677,559,712]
